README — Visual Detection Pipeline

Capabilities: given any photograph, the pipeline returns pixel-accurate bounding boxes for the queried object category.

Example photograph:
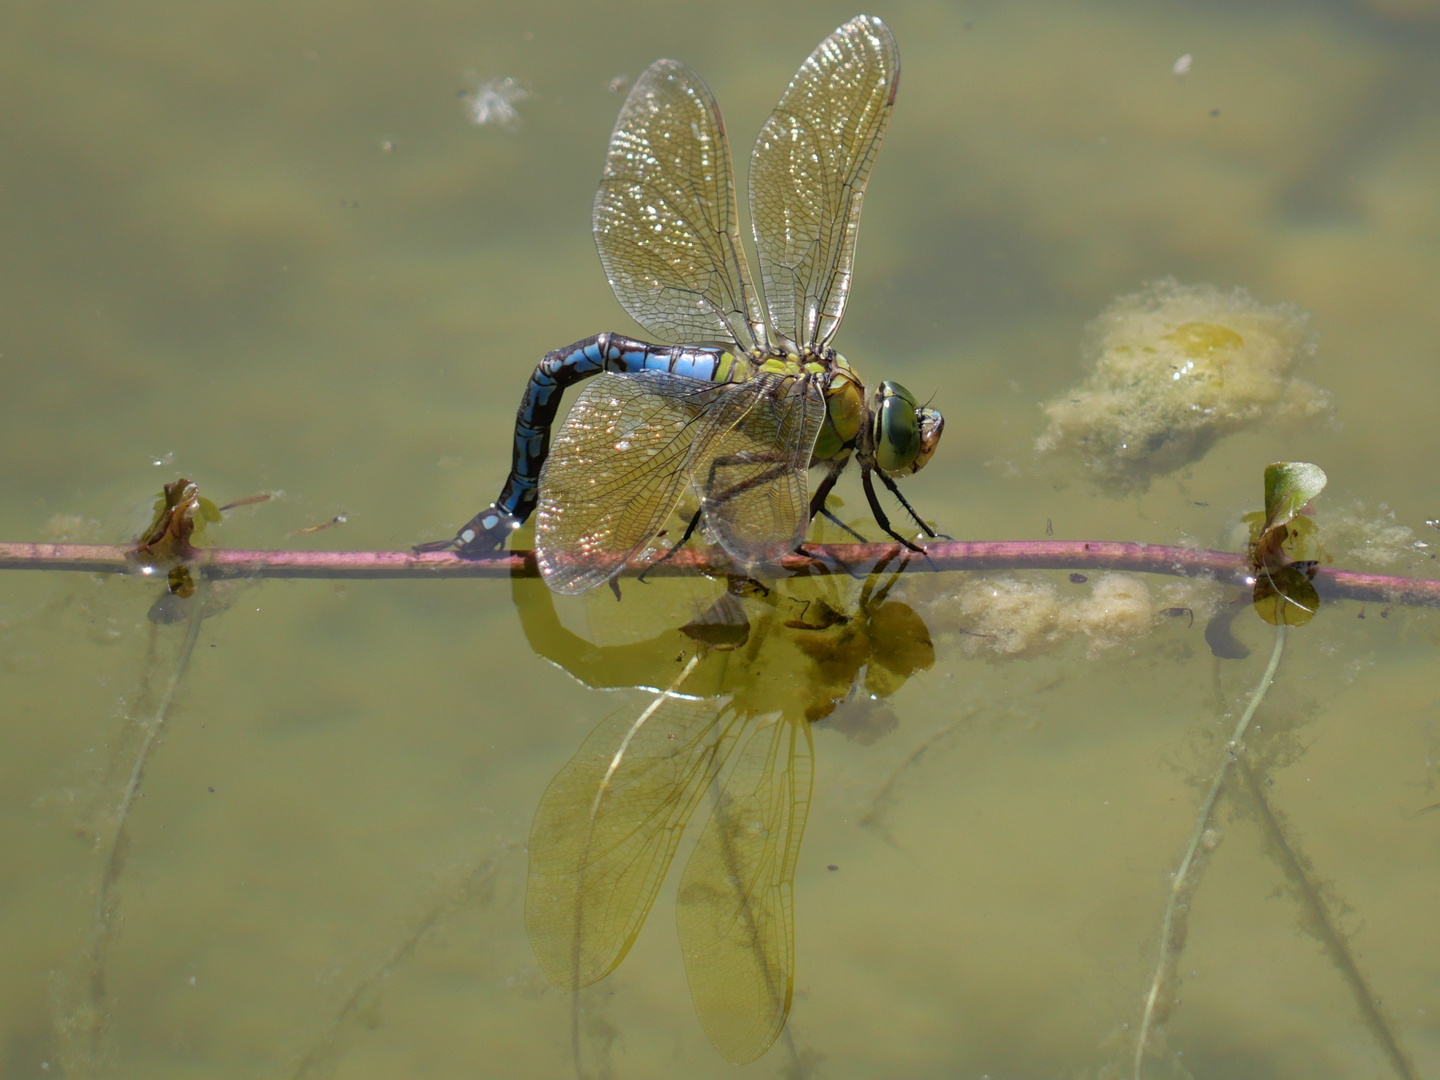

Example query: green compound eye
[873,381,944,476]
[874,381,921,473]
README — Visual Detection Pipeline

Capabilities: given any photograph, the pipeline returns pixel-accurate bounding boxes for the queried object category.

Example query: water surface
[2,0,1438,1076]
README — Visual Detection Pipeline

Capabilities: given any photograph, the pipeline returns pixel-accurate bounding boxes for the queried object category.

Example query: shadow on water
[511,556,933,1072]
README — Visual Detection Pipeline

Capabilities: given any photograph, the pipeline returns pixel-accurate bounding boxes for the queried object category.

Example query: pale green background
[2,0,1439,1076]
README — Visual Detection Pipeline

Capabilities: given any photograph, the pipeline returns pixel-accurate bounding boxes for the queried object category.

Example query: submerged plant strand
[56,581,207,1075]
[1133,623,1286,1079]
[290,846,515,1080]
[1236,761,1418,1080]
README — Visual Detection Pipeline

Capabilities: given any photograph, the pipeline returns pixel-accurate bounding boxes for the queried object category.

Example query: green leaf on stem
[1250,462,1327,626]
[1263,462,1327,535]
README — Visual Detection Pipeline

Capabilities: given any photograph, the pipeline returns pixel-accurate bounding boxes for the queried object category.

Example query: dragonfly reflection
[422,15,943,593]
[514,555,933,1063]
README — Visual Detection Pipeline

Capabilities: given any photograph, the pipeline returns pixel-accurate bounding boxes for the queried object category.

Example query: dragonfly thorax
[809,362,863,464]
[732,344,864,466]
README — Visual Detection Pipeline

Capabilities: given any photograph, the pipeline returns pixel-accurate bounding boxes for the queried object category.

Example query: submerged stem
[61,583,207,1074]
[1133,624,1286,1079]
[1237,760,1418,1080]
[290,846,515,1079]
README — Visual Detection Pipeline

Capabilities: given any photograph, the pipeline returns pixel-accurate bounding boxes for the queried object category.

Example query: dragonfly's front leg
[860,468,927,554]
[873,468,949,541]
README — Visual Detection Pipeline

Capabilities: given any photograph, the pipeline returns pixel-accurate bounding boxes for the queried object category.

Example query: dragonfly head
[871,381,944,476]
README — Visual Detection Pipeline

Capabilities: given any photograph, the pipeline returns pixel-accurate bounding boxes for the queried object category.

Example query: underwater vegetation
[1037,278,1333,491]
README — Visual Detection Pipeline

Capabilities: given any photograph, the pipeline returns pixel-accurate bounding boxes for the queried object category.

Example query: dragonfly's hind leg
[817,507,866,543]
[636,508,705,583]
[794,542,864,579]
[807,453,867,542]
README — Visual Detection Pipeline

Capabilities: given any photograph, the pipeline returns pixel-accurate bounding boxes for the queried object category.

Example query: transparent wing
[535,371,729,595]
[595,59,765,351]
[536,371,821,594]
[676,715,814,1065]
[698,375,825,573]
[749,15,899,350]
[525,689,748,990]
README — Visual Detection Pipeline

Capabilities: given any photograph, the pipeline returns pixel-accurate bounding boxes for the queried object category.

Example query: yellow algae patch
[1037,278,1332,491]
[914,572,1223,660]
[947,577,1067,658]
[1325,501,1433,572]
[1058,574,1154,655]
[1157,578,1226,626]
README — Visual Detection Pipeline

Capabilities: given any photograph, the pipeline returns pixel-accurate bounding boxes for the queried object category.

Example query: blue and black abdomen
[422,333,735,555]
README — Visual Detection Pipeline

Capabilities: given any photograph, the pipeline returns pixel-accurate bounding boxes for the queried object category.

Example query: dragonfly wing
[695,374,826,573]
[536,370,719,595]
[675,715,815,1065]
[537,371,820,594]
[525,689,748,990]
[749,16,899,349]
[596,59,765,351]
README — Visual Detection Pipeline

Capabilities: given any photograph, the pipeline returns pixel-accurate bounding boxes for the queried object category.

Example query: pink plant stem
[1,540,1437,608]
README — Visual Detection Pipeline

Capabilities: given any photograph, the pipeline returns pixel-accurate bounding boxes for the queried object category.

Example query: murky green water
[3,0,1439,1076]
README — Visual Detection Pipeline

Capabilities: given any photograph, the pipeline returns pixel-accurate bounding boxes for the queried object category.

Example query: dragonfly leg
[794,542,864,579]
[701,451,796,511]
[702,450,852,578]
[860,469,925,554]
[818,507,867,543]
[637,508,705,583]
[874,469,950,541]
[705,451,822,565]
[807,454,866,541]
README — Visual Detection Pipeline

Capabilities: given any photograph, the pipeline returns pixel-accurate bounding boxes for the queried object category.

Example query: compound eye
[874,381,922,474]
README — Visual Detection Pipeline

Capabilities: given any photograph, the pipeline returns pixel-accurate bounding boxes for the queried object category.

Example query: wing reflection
[512,556,933,1062]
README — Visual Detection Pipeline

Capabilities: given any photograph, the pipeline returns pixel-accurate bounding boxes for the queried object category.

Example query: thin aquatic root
[1237,760,1418,1080]
[776,1031,825,1080]
[59,582,207,1075]
[77,620,164,846]
[858,720,967,849]
[1133,624,1286,1080]
[290,844,516,1079]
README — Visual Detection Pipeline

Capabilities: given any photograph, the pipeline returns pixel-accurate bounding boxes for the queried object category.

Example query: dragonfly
[420,14,943,595]
[516,551,933,1064]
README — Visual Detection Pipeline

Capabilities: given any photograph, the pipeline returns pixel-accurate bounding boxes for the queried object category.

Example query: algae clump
[1037,278,1332,491]
[913,572,1221,660]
